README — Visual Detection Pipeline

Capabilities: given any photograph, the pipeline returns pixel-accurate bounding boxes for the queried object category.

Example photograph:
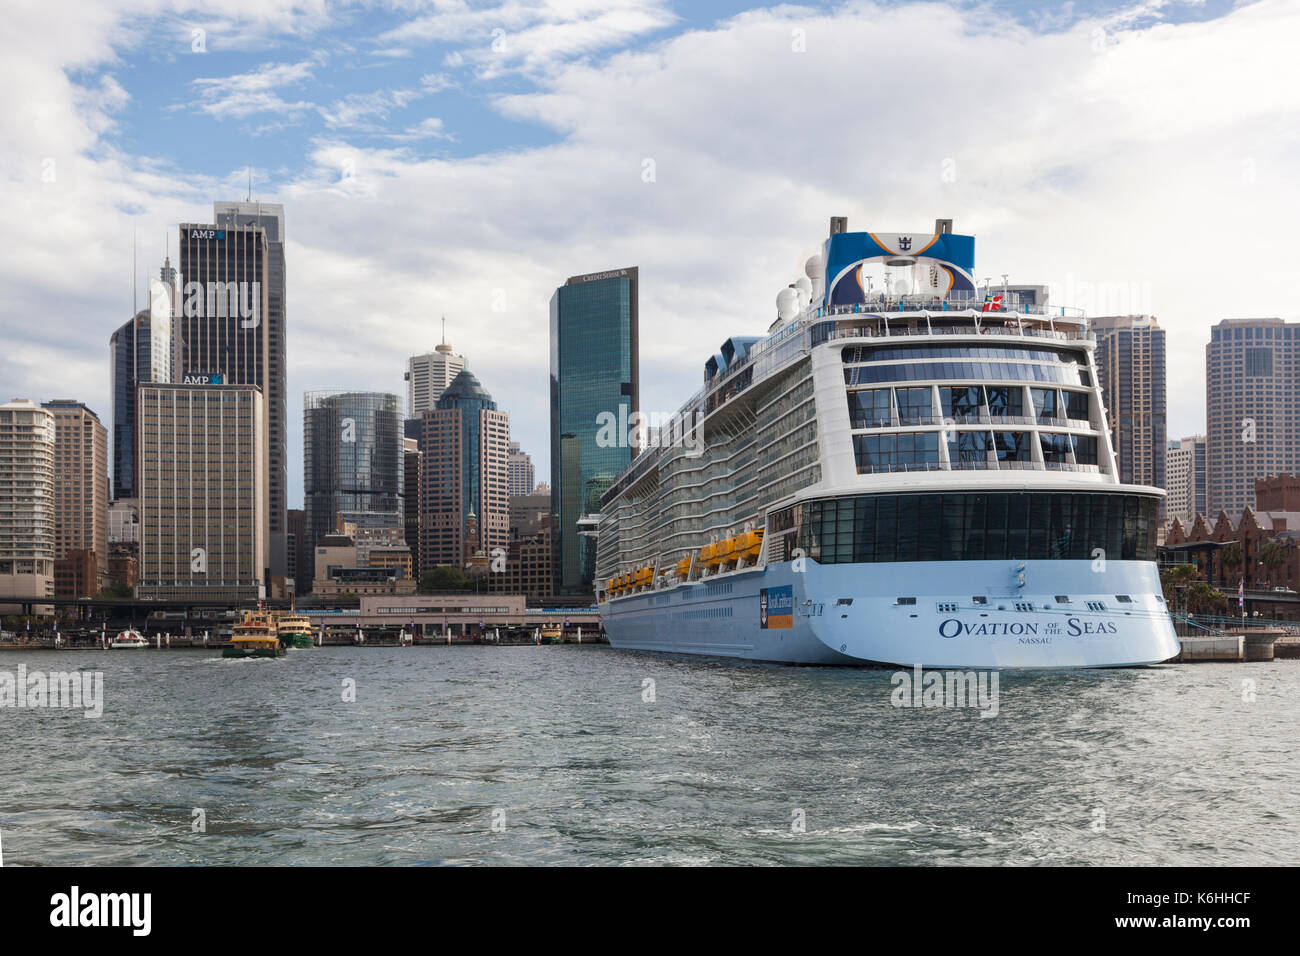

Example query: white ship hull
[594,217,1177,671]
[600,559,1178,668]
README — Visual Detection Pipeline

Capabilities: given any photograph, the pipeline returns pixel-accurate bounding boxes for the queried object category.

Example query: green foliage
[1186,581,1227,615]
[419,566,468,593]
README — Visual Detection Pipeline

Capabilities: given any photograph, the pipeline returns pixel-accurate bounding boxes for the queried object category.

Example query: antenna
[132,229,137,316]
[441,315,446,346]
[246,166,251,203]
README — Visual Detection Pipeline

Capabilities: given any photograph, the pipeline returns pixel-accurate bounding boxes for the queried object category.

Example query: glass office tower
[549,267,639,597]
[109,308,171,501]
[303,391,403,572]
[214,202,289,578]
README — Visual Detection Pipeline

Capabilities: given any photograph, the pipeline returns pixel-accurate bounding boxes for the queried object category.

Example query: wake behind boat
[594,216,1179,669]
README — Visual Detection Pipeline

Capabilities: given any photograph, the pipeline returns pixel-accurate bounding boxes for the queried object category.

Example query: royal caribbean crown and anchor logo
[759,586,793,630]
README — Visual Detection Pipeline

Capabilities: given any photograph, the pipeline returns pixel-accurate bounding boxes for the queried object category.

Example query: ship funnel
[935,218,953,234]
[829,216,847,237]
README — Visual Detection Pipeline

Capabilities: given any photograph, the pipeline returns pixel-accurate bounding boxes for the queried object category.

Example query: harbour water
[1,646,1296,866]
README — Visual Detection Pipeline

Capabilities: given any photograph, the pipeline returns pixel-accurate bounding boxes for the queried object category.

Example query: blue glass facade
[109,310,160,500]
[303,391,402,574]
[551,268,638,596]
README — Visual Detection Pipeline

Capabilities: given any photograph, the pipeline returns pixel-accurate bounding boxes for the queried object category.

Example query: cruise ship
[593,217,1179,668]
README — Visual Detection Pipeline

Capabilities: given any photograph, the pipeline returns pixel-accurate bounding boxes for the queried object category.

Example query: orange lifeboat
[700,542,720,570]
[738,530,764,561]
[674,556,691,578]
[717,536,739,569]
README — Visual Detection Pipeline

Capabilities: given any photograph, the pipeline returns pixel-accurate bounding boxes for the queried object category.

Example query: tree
[1259,539,1288,588]
[1160,564,1198,615]
[419,566,468,593]
[1219,542,1243,585]
[1186,581,1228,616]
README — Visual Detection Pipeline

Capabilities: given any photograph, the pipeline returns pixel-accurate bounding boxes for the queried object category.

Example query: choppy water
[1,645,1297,865]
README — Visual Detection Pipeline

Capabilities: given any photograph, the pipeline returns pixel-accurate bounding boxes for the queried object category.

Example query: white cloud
[189,58,319,118]
[3,0,1299,510]
[381,0,677,78]
[388,117,454,141]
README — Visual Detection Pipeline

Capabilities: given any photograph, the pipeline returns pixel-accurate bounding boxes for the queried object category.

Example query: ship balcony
[812,307,1094,344]
[857,460,1103,475]
[851,413,1094,430]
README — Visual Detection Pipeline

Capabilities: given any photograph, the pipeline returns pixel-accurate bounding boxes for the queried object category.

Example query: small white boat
[110,629,149,649]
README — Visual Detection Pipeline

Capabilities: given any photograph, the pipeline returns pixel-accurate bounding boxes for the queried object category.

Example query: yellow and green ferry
[223,608,287,659]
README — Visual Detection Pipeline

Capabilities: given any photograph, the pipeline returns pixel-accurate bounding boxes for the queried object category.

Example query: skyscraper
[507,441,535,496]
[136,383,267,601]
[1206,318,1300,515]
[42,401,108,592]
[1092,315,1166,499]
[303,391,404,580]
[404,437,422,581]
[213,201,288,579]
[406,330,466,417]
[550,267,638,596]
[1165,436,1207,527]
[0,399,55,606]
[109,306,171,500]
[417,369,509,571]
[176,215,276,586]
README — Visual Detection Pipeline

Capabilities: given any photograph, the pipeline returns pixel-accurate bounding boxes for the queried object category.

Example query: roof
[437,368,495,406]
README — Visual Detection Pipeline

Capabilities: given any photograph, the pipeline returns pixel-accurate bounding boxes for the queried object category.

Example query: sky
[2,0,1297,510]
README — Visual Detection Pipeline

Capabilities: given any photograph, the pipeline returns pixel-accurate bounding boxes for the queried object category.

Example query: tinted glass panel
[794,492,1159,565]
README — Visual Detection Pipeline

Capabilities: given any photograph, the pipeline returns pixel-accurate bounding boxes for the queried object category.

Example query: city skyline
[3,0,1298,517]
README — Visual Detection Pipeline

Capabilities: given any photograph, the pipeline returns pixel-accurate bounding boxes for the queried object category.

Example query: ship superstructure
[594,216,1177,667]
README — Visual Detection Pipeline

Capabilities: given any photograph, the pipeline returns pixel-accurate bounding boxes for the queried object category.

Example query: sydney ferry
[594,216,1178,668]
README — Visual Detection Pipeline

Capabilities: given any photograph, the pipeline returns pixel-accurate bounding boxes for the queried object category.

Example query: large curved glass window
[993,431,1033,461]
[1072,434,1099,465]
[895,387,934,425]
[940,386,983,422]
[796,492,1158,564]
[844,363,1086,386]
[985,386,1023,419]
[849,389,892,428]
[1063,390,1090,420]
[1040,432,1072,462]
[853,432,940,471]
[843,345,1087,364]
[950,429,991,463]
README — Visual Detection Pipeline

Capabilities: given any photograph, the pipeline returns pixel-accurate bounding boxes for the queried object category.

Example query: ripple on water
[0,647,1297,865]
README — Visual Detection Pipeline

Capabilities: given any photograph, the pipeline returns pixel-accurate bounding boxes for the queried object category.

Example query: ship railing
[817,301,1087,319]
[852,459,1107,475]
[820,323,1094,343]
